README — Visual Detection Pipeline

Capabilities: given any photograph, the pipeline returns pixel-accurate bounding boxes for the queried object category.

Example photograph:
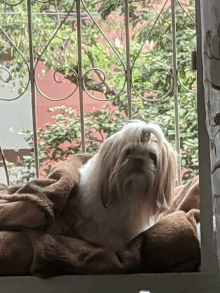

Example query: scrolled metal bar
[176,0,195,24]
[81,0,126,100]
[1,0,24,6]
[81,0,126,72]
[27,0,39,178]
[36,66,78,102]
[131,0,169,72]
[171,0,181,185]
[132,67,173,102]
[82,68,126,102]
[130,0,171,102]
[34,0,77,101]
[0,66,11,83]
[35,0,51,3]
[0,27,30,101]
[177,59,196,94]
[124,0,132,120]
[83,68,106,88]
[53,66,78,85]
[76,0,85,153]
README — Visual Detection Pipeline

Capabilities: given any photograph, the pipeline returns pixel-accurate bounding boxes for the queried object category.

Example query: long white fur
[74,120,176,250]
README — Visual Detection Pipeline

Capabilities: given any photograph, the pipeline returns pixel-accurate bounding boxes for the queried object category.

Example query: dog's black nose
[133,158,145,169]
[134,157,143,163]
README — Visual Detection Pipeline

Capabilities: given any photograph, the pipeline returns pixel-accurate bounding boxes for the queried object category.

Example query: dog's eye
[149,152,157,167]
[141,131,151,143]
[125,149,132,158]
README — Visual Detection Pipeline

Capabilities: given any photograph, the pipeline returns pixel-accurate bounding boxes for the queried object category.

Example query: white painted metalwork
[0,0,186,183]
[171,0,181,185]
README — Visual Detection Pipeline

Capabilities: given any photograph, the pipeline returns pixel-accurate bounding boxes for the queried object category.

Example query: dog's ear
[101,163,121,208]
[152,139,177,215]
[100,171,112,208]
[91,139,117,209]
[101,191,112,209]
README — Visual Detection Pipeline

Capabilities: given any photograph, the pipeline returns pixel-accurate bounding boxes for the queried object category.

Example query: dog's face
[110,130,159,204]
[89,120,177,215]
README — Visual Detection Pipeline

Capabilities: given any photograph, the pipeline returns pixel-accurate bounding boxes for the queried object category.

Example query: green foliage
[1,0,198,184]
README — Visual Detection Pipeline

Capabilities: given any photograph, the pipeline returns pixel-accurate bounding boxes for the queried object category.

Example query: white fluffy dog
[73,120,177,250]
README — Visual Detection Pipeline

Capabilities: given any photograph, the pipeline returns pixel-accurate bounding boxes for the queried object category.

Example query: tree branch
[35,50,118,97]
[58,68,118,97]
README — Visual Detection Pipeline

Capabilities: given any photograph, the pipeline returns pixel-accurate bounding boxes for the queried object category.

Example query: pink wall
[35,62,110,129]
[35,1,173,129]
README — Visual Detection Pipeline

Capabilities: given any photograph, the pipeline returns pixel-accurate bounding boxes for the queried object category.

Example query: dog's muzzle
[125,146,157,168]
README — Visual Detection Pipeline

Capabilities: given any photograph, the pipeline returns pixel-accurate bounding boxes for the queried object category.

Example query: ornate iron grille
[0,0,197,185]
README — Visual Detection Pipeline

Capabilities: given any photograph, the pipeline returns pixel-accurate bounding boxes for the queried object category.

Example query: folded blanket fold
[0,154,201,277]
[0,154,92,226]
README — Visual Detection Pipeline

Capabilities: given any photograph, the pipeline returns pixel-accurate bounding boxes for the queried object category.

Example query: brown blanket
[0,155,200,278]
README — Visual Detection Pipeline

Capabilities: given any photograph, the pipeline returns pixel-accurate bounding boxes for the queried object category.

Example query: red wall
[35,0,172,129]
[35,62,110,129]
